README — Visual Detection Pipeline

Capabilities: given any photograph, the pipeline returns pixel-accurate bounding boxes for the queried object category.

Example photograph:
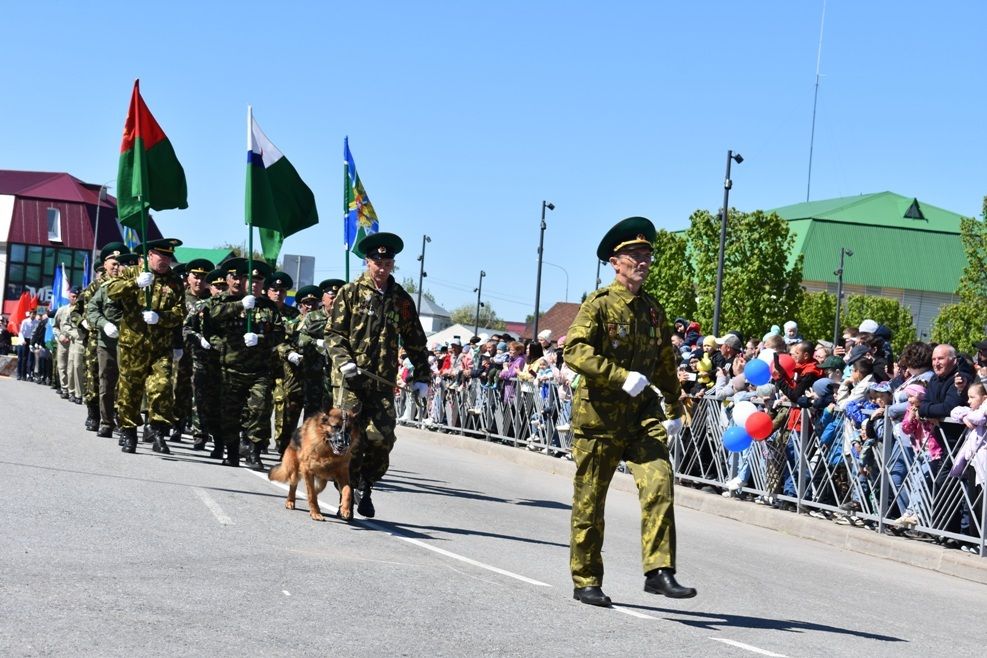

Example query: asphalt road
[1,376,984,657]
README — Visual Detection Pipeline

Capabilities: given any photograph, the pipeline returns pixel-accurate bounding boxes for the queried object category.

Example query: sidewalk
[398,423,987,586]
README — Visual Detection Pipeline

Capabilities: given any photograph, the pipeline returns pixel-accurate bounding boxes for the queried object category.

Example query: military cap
[226,258,272,278]
[596,216,656,262]
[295,284,321,304]
[266,271,294,290]
[99,242,130,263]
[141,238,183,255]
[358,232,403,260]
[222,257,246,275]
[70,285,82,295]
[205,268,228,286]
[117,253,140,267]
[172,263,188,277]
[319,278,346,295]
[185,258,215,275]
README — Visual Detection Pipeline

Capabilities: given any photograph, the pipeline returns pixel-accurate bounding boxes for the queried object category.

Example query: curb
[397,424,987,586]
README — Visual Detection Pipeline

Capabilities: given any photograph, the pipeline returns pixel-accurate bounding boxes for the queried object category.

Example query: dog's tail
[269,427,303,483]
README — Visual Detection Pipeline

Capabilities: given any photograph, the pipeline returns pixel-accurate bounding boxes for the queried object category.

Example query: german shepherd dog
[268,408,356,522]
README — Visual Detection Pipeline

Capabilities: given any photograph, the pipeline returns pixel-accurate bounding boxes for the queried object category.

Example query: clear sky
[2,1,985,322]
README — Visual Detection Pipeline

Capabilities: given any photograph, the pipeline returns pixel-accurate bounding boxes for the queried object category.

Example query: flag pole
[139,199,151,310]
[343,145,350,282]
[246,105,254,333]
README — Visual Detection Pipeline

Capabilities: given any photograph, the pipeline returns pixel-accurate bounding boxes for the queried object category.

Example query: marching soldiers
[183,267,225,453]
[107,238,186,454]
[267,272,303,454]
[563,216,695,608]
[173,258,215,443]
[208,258,284,471]
[327,233,429,518]
[72,270,103,420]
[52,287,75,400]
[296,278,344,417]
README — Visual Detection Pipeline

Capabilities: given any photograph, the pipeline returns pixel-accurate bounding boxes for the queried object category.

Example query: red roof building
[523,302,582,342]
[0,170,162,316]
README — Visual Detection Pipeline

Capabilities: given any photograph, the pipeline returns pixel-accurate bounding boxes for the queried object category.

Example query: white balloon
[757,348,776,369]
[733,400,757,426]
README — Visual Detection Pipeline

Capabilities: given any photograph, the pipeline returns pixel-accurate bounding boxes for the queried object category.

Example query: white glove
[243,332,258,347]
[137,272,154,289]
[663,418,683,436]
[287,351,303,365]
[142,310,159,325]
[621,371,649,398]
[413,382,429,398]
[199,337,211,350]
[82,319,90,330]
[340,362,358,379]
[316,339,325,350]
[241,294,256,310]
[173,348,184,361]
[103,322,118,339]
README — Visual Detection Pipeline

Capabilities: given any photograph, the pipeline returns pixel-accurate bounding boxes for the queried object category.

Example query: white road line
[611,605,660,619]
[247,470,551,587]
[194,487,233,525]
[710,638,787,657]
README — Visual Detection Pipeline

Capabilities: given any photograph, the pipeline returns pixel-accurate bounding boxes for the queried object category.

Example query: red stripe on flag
[119,79,168,154]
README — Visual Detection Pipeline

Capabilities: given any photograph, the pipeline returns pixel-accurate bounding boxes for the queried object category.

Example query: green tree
[450,303,506,330]
[794,290,836,343]
[932,201,987,350]
[842,294,917,354]
[643,229,696,320]
[218,242,271,267]
[685,208,804,340]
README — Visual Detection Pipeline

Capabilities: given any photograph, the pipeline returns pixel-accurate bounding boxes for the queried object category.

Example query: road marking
[248,470,551,588]
[611,605,660,619]
[282,590,291,597]
[194,487,233,525]
[710,638,786,657]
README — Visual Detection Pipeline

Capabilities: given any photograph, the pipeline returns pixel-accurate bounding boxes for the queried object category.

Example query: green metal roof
[771,192,967,294]
[173,246,236,266]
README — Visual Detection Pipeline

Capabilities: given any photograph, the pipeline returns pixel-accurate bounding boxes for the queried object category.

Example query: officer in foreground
[563,216,695,607]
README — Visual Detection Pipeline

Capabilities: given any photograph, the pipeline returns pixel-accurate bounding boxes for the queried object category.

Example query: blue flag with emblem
[343,137,379,259]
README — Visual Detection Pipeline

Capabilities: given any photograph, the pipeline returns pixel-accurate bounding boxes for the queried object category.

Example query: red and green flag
[117,79,188,229]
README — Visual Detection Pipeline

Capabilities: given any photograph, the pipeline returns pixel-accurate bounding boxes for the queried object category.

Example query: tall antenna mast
[806,0,827,202]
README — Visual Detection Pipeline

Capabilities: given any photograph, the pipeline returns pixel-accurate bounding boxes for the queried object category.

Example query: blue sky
[2,2,985,321]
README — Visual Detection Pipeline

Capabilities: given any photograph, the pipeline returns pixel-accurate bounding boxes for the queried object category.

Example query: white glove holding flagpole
[241,294,256,310]
[136,272,154,289]
[243,332,258,347]
[287,352,303,365]
[142,310,159,325]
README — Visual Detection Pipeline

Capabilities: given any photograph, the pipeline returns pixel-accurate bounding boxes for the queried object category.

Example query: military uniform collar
[358,271,393,294]
[608,279,641,304]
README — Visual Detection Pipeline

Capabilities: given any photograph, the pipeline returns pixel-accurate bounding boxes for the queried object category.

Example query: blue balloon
[722,426,753,452]
[744,359,771,386]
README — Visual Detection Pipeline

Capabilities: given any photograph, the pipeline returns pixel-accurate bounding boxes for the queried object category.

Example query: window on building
[47,208,62,242]
[3,243,89,304]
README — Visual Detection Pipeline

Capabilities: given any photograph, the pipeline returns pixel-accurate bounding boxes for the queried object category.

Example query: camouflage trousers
[190,355,220,440]
[68,340,86,399]
[301,366,328,420]
[172,350,193,428]
[219,368,272,448]
[83,333,99,404]
[273,368,304,453]
[96,345,119,430]
[569,423,676,588]
[116,342,174,430]
[334,386,396,491]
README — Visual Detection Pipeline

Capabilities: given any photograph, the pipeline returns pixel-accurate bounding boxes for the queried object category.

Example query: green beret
[185,258,215,275]
[357,232,403,260]
[205,268,228,286]
[319,278,346,295]
[140,238,183,255]
[295,284,321,303]
[266,271,294,290]
[596,216,656,262]
[100,242,130,263]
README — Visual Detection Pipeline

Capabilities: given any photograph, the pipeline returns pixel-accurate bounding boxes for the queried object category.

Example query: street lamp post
[711,150,743,337]
[542,260,569,303]
[473,270,486,335]
[90,180,114,268]
[416,234,431,311]
[833,247,854,346]
[533,200,554,339]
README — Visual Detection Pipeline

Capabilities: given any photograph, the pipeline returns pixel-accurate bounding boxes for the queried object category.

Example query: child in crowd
[950,382,987,489]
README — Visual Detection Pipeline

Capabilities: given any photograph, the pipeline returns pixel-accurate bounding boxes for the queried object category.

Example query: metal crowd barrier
[396,380,985,557]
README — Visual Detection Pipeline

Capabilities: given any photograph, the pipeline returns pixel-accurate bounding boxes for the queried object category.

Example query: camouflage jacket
[52,305,75,344]
[273,305,303,375]
[327,272,429,390]
[182,295,217,363]
[562,280,683,433]
[69,277,102,343]
[106,267,186,352]
[206,292,285,373]
[85,278,125,350]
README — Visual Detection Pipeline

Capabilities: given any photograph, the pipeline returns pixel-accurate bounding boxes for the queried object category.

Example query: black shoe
[245,444,266,472]
[573,586,612,607]
[208,441,225,459]
[239,438,252,459]
[84,403,100,432]
[120,428,138,454]
[170,422,185,442]
[192,435,208,451]
[644,569,697,599]
[96,425,113,438]
[60,390,69,399]
[357,487,375,518]
[142,425,153,443]
[222,440,240,467]
[150,426,171,455]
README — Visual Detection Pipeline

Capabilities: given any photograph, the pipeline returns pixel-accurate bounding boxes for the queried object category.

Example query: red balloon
[745,411,774,440]
[777,353,796,378]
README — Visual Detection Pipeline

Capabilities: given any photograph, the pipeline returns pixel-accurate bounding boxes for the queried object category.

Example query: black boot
[245,443,266,472]
[120,427,138,454]
[208,437,225,459]
[644,569,697,599]
[84,402,100,432]
[573,586,612,607]
[356,484,375,518]
[96,424,113,438]
[192,434,208,451]
[239,437,252,459]
[149,424,171,455]
[222,438,240,467]
[170,420,185,443]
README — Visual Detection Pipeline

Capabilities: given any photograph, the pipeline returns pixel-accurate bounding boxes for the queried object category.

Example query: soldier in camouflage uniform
[85,243,133,438]
[296,278,344,418]
[563,216,695,608]
[71,267,104,425]
[172,259,214,442]
[184,267,225,454]
[52,288,76,400]
[327,233,429,518]
[267,272,305,456]
[208,258,284,471]
[107,238,187,455]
